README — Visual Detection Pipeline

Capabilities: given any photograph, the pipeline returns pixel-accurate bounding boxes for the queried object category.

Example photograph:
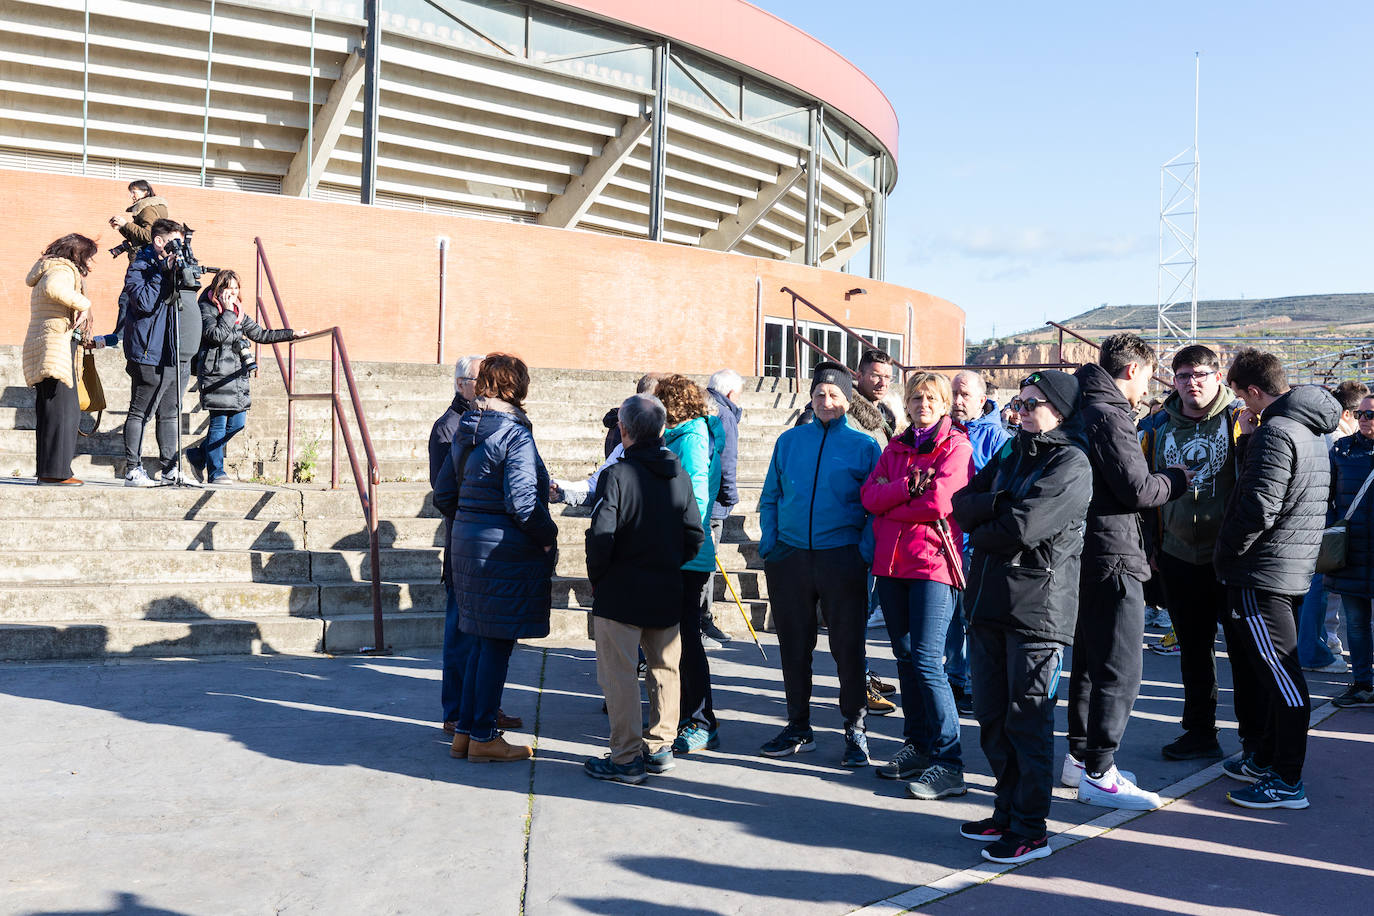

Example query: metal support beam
[820,220,871,270]
[869,156,886,280]
[283,50,366,197]
[697,163,804,252]
[538,114,651,228]
[360,0,380,205]
[803,106,821,265]
[789,203,867,264]
[647,42,669,241]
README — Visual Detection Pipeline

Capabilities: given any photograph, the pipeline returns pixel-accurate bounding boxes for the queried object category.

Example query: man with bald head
[944,370,1011,713]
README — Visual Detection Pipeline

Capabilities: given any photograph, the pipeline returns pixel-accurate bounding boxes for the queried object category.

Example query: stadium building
[0,0,963,373]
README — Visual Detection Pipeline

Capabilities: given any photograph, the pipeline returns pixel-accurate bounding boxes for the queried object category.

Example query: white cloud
[923,227,1154,264]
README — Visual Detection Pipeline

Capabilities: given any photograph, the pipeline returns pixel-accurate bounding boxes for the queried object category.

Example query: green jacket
[1140,387,1243,565]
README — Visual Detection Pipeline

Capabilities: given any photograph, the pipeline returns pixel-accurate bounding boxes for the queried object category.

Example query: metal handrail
[779,286,912,385]
[253,237,386,654]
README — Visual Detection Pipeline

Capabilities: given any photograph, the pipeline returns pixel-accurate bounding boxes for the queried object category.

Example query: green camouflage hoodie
[1143,386,1241,565]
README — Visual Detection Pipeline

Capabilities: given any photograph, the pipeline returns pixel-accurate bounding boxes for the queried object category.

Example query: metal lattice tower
[1157,54,1201,352]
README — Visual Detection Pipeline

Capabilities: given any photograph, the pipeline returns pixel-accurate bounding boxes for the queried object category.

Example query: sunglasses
[1009,397,1046,412]
[1355,410,1374,421]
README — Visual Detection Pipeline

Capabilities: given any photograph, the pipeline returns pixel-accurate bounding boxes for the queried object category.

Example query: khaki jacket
[23,258,90,388]
[118,195,169,259]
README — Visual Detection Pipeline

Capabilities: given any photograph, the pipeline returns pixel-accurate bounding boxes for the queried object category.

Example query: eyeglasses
[1009,397,1045,412]
[1174,368,1218,384]
[1354,410,1374,420]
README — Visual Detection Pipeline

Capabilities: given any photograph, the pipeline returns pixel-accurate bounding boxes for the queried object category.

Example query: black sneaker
[759,725,815,758]
[1332,684,1374,708]
[959,817,1007,841]
[1162,729,1224,761]
[981,832,1051,864]
[952,687,974,717]
[702,622,731,644]
[876,743,930,780]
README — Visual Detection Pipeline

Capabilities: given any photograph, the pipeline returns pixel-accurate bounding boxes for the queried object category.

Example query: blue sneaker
[841,727,869,767]
[583,754,647,785]
[1222,755,1275,784]
[671,723,719,756]
[1227,775,1309,809]
[645,747,675,774]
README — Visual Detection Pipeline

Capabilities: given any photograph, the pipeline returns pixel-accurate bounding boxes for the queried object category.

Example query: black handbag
[1316,464,1374,574]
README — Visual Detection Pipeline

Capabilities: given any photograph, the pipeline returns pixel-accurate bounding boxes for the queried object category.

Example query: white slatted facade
[0,0,889,273]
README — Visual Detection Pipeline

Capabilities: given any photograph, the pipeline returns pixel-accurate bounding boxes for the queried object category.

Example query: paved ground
[2,627,1366,915]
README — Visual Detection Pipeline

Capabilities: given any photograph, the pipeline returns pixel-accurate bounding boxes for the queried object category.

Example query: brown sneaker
[468,735,534,763]
[450,733,469,759]
[443,720,456,735]
[496,709,523,730]
[867,684,897,715]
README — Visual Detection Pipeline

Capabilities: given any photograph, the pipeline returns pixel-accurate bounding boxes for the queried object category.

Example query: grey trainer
[906,763,967,800]
[876,743,930,780]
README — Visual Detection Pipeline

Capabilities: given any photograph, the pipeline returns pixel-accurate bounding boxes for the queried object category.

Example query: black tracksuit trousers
[763,544,868,730]
[1227,586,1310,784]
[970,625,1064,839]
[1067,571,1144,774]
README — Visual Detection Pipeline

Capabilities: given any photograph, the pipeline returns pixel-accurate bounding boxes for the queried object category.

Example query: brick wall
[0,169,964,374]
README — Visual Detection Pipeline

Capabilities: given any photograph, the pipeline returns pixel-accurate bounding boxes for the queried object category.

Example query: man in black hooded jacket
[1215,350,1339,810]
[1066,335,1189,810]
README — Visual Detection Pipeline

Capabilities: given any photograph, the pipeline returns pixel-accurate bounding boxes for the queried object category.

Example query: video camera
[162,226,220,291]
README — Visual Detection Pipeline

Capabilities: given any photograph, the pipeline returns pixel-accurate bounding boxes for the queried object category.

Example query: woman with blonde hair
[23,234,96,485]
[861,371,975,799]
[654,374,725,755]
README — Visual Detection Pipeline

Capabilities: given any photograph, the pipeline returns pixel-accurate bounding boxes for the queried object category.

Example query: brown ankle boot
[468,735,534,763]
[449,733,470,759]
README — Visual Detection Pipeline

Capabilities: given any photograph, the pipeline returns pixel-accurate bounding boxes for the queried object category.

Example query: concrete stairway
[0,345,801,660]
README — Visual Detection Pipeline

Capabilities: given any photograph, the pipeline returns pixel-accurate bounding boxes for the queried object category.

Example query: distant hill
[1038,293,1374,337]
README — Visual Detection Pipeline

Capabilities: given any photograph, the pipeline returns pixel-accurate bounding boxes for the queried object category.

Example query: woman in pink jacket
[861,371,975,801]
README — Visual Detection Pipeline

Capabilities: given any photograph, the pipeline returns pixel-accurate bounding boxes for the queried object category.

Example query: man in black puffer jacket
[1216,350,1339,811]
[1067,335,1189,810]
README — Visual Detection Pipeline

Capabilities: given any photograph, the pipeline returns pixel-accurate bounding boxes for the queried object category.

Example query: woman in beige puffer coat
[23,234,97,485]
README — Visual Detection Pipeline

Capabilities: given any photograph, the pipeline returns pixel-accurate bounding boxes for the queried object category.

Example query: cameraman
[96,180,169,349]
[120,218,192,486]
[187,270,305,484]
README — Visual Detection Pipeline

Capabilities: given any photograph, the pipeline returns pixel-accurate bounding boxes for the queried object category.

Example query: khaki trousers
[595,617,681,764]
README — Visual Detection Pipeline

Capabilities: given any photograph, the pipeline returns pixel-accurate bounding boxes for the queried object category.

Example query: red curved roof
[553,0,899,162]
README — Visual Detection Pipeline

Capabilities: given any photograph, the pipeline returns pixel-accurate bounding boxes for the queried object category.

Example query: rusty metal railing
[253,237,387,655]
[779,286,912,385]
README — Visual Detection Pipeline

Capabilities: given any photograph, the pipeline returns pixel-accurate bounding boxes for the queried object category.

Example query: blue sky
[755,0,1374,340]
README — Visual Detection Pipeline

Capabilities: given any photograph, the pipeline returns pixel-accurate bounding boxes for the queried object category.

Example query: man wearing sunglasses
[1066,334,1191,810]
[1139,345,1248,761]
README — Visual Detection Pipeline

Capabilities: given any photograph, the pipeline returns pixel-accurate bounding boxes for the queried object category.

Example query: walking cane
[715,555,767,660]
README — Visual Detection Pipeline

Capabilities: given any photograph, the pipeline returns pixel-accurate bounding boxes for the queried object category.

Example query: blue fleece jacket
[964,409,1011,472]
[759,414,880,560]
[663,416,722,572]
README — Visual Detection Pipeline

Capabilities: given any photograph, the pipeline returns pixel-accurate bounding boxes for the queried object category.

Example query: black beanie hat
[1020,369,1078,419]
[810,361,854,400]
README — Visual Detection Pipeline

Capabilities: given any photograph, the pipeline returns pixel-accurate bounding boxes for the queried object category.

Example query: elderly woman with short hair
[433,353,557,763]
[861,371,974,800]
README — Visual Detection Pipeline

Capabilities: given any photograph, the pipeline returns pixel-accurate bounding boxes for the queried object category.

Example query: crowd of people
[20,181,306,487]
[425,332,1372,868]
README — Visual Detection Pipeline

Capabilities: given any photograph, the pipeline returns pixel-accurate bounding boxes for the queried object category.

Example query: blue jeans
[440,584,474,722]
[455,635,514,742]
[877,575,962,767]
[944,549,972,692]
[1340,594,1373,686]
[194,410,246,480]
[1297,574,1337,668]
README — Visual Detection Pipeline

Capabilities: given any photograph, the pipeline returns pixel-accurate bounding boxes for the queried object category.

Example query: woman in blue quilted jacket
[433,353,558,763]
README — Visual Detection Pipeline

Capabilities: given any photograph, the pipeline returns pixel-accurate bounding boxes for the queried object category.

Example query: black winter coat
[1215,386,1341,595]
[195,294,294,412]
[1325,432,1374,599]
[952,425,1093,645]
[1074,362,1188,580]
[432,398,558,640]
[585,441,705,628]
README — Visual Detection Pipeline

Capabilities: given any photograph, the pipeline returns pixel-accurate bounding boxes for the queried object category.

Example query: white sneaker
[866,607,885,628]
[157,467,187,485]
[124,466,155,488]
[1060,753,1136,788]
[1153,609,1172,629]
[1302,657,1348,674]
[1078,765,1162,810]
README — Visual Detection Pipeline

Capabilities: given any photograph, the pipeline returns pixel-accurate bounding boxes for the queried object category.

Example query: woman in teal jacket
[656,375,724,755]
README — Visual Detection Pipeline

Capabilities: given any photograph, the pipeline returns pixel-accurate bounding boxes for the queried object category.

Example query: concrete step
[0,617,326,660]
[0,548,452,586]
[0,478,305,519]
